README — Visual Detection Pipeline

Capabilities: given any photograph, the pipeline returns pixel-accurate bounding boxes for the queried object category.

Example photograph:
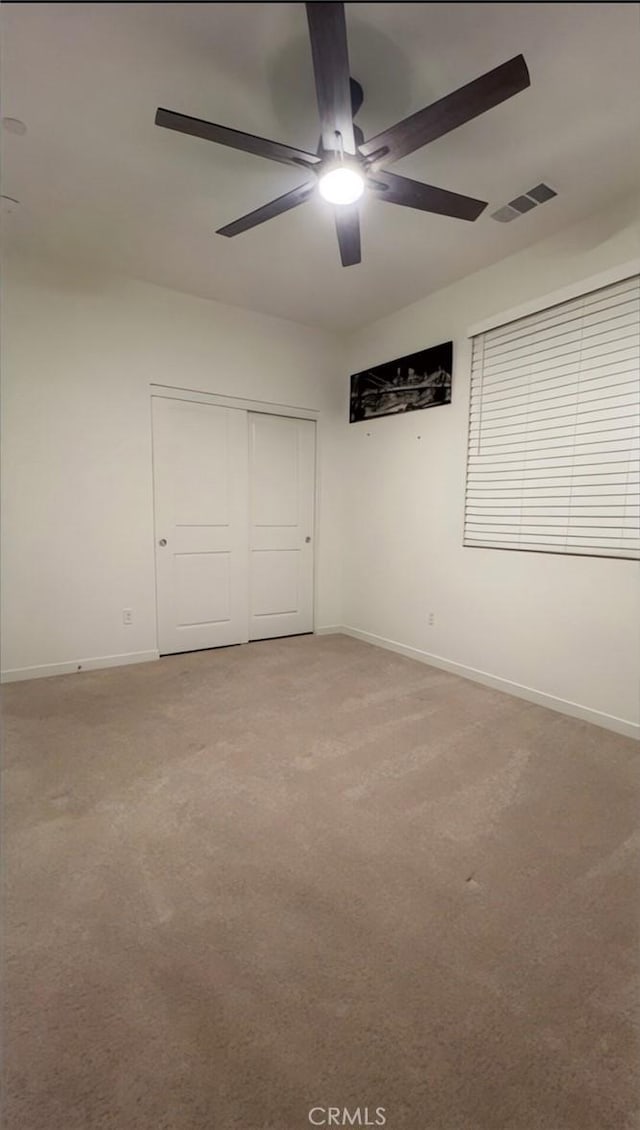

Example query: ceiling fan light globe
[318,166,365,206]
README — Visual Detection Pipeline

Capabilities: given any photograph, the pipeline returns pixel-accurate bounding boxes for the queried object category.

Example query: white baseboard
[4,632,637,741]
[337,626,639,741]
[1,650,159,683]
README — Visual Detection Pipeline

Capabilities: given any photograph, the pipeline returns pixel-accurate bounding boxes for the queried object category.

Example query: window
[464,274,640,560]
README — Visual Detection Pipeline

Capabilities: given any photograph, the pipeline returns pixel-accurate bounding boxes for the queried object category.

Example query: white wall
[3,198,639,736]
[1,256,345,677]
[341,197,640,735]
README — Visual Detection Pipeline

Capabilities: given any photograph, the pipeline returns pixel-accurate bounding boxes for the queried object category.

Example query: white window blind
[464,274,640,560]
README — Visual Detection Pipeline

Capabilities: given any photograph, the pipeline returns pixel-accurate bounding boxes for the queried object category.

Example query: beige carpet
[3,633,639,1130]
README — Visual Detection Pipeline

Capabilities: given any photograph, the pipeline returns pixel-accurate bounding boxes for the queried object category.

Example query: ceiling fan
[155,2,530,267]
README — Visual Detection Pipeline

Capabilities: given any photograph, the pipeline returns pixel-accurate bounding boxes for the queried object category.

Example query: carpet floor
[2,633,639,1130]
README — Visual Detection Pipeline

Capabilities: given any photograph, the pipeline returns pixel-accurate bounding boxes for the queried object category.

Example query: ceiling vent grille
[490,182,557,222]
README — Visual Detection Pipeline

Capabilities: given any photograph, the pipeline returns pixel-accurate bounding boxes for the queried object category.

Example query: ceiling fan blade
[335,205,361,266]
[155,108,320,170]
[359,54,530,166]
[216,182,316,238]
[305,3,356,155]
[371,171,487,221]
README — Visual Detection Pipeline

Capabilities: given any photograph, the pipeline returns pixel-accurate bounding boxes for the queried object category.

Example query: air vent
[509,194,537,214]
[491,205,520,223]
[491,182,557,222]
[526,182,557,204]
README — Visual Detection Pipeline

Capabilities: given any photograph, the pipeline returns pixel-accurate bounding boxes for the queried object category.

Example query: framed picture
[349,341,453,422]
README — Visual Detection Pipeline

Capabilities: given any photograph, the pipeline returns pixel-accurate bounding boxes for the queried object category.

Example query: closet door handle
[158,538,167,547]
[305,536,311,543]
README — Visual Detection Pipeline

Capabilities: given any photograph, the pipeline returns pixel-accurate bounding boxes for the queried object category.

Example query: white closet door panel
[248,414,315,640]
[153,397,248,654]
[173,553,231,625]
[251,550,299,616]
[251,431,299,526]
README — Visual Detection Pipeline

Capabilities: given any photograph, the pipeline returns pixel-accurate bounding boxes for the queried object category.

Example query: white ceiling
[2,3,639,330]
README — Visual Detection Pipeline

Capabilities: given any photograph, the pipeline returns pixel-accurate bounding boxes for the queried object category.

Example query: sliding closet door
[248,413,315,640]
[152,397,248,655]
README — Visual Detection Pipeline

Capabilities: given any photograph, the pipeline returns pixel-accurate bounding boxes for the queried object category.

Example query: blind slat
[481,277,640,348]
[464,274,640,559]
[468,421,639,446]
[467,485,640,495]
[470,370,639,411]
[476,335,640,381]
[470,396,639,431]
[480,279,639,346]
[467,506,640,514]
[485,277,639,347]
[464,541,640,559]
[483,306,640,364]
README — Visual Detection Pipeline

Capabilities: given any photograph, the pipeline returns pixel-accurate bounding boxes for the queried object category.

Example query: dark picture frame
[349,341,453,423]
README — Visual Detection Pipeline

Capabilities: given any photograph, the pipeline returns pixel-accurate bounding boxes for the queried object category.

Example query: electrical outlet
[427,612,435,627]
[122,609,133,626]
